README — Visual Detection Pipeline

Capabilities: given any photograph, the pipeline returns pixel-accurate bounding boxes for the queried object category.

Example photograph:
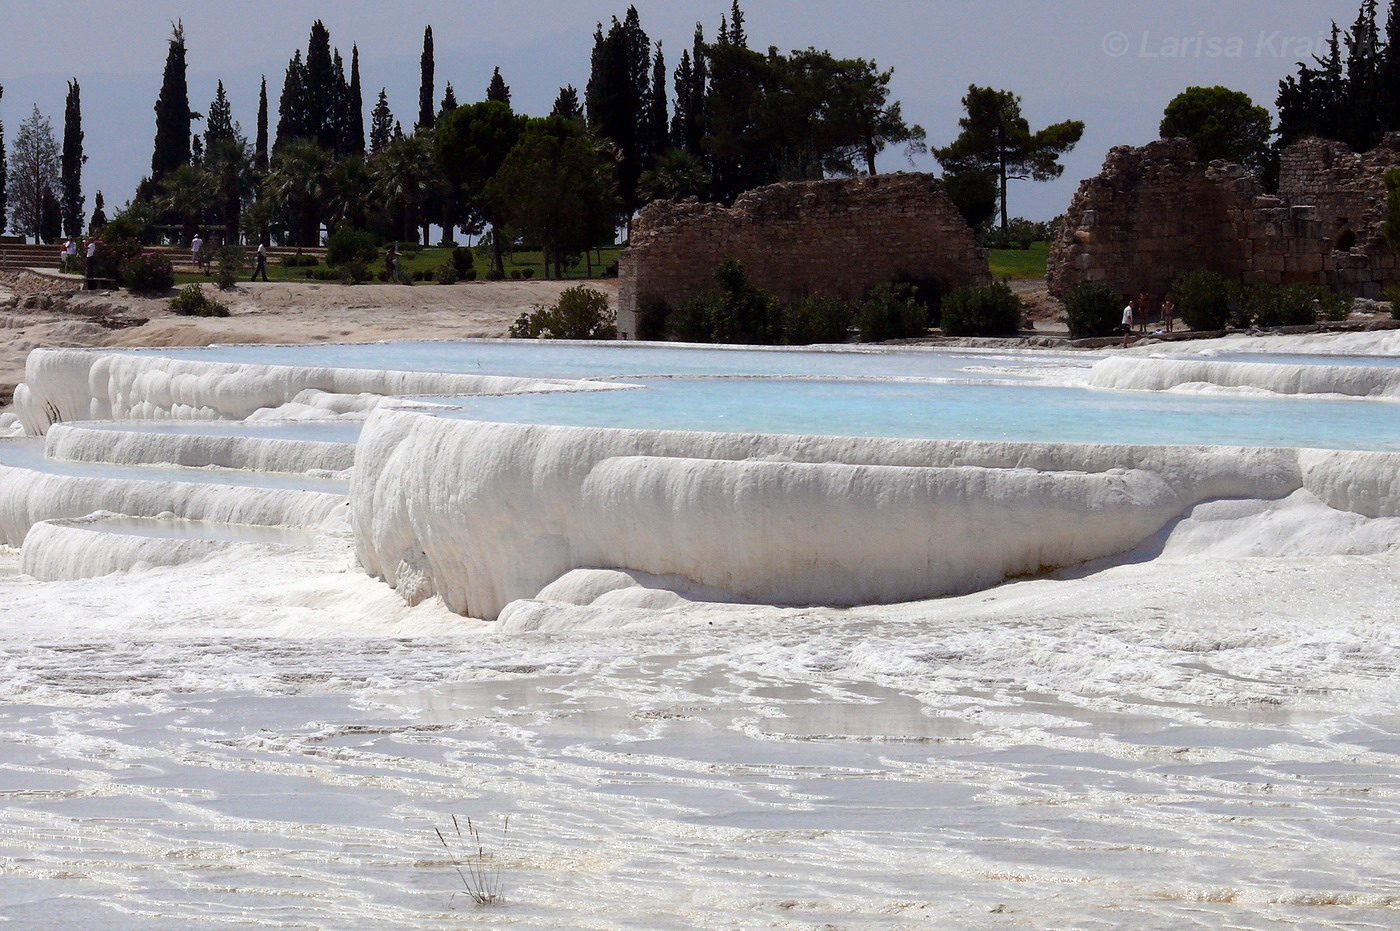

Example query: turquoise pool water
[427,378,1400,450]
[131,340,1089,380]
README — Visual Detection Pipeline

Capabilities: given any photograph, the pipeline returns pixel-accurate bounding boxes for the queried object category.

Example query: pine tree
[205,80,235,149]
[276,50,307,149]
[441,82,459,114]
[151,21,193,181]
[89,190,106,232]
[552,85,582,120]
[345,45,365,154]
[646,43,669,158]
[61,79,84,238]
[255,77,269,170]
[487,67,511,105]
[371,89,394,154]
[191,134,204,166]
[418,26,435,130]
[9,106,61,242]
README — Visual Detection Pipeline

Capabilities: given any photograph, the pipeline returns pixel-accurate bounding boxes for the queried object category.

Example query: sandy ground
[0,278,617,405]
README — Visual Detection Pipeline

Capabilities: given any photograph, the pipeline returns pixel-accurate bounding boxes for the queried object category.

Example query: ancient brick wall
[1048,134,1400,302]
[617,173,989,339]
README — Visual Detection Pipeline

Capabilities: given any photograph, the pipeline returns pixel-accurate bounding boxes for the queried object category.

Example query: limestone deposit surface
[0,330,1398,929]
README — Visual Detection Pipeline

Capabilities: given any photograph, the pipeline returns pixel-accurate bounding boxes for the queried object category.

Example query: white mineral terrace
[1,336,1398,928]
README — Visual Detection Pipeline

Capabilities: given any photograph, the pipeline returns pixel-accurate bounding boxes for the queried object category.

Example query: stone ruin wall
[617,173,990,339]
[1048,134,1400,302]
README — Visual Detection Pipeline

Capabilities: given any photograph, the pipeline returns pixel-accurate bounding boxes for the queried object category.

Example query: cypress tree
[418,26,435,130]
[1345,0,1384,149]
[0,86,7,235]
[586,8,651,215]
[346,46,365,155]
[370,89,394,153]
[205,80,235,149]
[1383,0,1400,128]
[486,67,511,105]
[671,49,695,151]
[647,43,669,158]
[304,21,336,149]
[61,79,84,238]
[90,190,106,232]
[728,1,747,48]
[330,48,349,154]
[276,50,307,149]
[255,77,269,170]
[191,134,204,166]
[151,21,193,181]
[441,82,459,114]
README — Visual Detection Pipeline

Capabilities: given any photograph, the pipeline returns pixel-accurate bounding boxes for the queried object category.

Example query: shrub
[676,259,781,344]
[376,269,389,282]
[282,253,318,267]
[485,267,505,281]
[1063,280,1122,338]
[1233,282,1349,327]
[215,245,244,290]
[510,269,522,279]
[603,260,619,277]
[341,259,369,284]
[856,283,928,342]
[521,267,535,279]
[90,237,141,284]
[509,285,617,339]
[1169,270,1232,330]
[636,297,670,341]
[121,251,175,292]
[435,260,459,285]
[325,227,377,267]
[169,283,230,317]
[305,266,341,281]
[1383,285,1400,308]
[939,281,1022,337]
[892,273,947,327]
[451,247,474,279]
[782,296,853,344]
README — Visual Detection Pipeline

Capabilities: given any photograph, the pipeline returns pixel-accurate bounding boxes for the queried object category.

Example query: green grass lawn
[989,241,1049,280]
[174,246,623,287]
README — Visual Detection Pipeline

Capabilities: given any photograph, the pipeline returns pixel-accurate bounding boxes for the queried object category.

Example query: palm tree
[326,155,371,233]
[638,148,711,204]
[204,137,256,243]
[263,138,331,246]
[370,134,437,243]
[158,163,216,244]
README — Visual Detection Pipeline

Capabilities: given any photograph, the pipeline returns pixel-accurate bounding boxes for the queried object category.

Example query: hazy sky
[0,0,1363,222]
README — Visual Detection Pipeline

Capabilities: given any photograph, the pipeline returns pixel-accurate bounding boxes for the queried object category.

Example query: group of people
[58,238,100,285]
[1120,288,1176,347]
[189,235,271,281]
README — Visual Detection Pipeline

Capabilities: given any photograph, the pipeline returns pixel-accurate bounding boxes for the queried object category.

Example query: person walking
[251,242,269,281]
[1121,298,1136,348]
[385,244,400,284]
[84,238,98,288]
[1161,297,1176,333]
[191,234,204,272]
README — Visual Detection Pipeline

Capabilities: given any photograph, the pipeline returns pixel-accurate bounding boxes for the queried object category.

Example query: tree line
[1,2,1090,270]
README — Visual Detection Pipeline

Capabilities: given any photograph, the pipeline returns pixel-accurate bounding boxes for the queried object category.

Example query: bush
[856,283,929,342]
[341,259,369,284]
[939,281,1022,336]
[90,237,141,284]
[304,267,342,281]
[169,283,230,317]
[1063,280,1123,338]
[510,269,522,279]
[1231,282,1350,327]
[121,251,175,292]
[451,247,474,279]
[376,269,390,282]
[782,296,853,344]
[325,227,377,267]
[892,273,947,328]
[485,267,505,281]
[509,285,617,339]
[1168,270,1232,330]
[215,245,244,290]
[675,259,781,344]
[521,267,535,279]
[435,260,459,285]
[282,253,318,267]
